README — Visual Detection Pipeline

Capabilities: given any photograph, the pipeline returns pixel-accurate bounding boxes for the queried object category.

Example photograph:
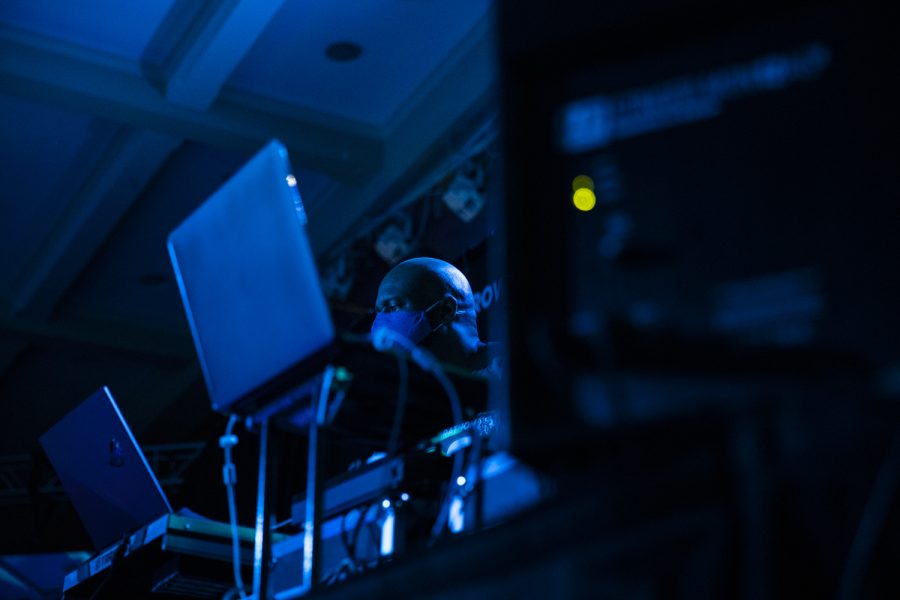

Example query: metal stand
[249,365,335,599]
[301,365,333,593]
[253,418,275,600]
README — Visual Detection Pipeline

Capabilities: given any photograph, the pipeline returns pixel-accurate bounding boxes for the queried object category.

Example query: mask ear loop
[423,298,461,332]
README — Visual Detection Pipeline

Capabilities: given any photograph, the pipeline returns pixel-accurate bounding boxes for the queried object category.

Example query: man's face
[375,266,444,315]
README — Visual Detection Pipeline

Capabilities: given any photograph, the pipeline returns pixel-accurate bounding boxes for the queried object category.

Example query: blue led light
[382,498,391,509]
[380,510,395,556]
[400,493,410,502]
[456,476,466,487]
[445,436,472,456]
[449,496,465,534]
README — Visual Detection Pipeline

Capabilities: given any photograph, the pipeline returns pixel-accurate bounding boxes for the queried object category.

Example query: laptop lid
[39,387,172,549]
[167,140,336,415]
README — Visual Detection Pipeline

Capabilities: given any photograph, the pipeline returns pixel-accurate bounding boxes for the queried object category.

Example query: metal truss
[0,442,205,505]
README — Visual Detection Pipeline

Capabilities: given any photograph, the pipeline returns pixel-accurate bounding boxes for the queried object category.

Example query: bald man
[371,257,498,377]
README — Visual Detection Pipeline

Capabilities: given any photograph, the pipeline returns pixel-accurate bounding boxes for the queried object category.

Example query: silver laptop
[168,140,336,415]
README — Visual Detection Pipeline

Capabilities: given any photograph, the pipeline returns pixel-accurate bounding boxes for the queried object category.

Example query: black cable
[367,519,382,559]
[338,502,373,571]
[469,429,484,534]
[340,509,358,567]
[322,558,356,586]
[386,355,409,459]
[431,448,465,544]
[423,364,464,541]
[351,503,371,561]
[370,327,462,425]
[370,328,464,543]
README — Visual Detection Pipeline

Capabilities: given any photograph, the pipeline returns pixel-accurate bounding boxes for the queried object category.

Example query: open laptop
[39,387,172,549]
[167,140,336,416]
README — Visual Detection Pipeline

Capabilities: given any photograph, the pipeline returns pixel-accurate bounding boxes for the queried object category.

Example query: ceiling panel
[62,141,339,329]
[0,0,177,60]
[226,0,492,126]
[60,141,250,329]
[0,94,120,297]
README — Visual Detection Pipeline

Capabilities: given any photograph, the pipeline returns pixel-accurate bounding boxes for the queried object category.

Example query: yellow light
[572,187,596,212]
[572,174,594,192]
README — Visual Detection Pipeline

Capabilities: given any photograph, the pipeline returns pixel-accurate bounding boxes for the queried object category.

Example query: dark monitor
[499,1,900,454]
[39,387,172,549]
[168,140,336,415]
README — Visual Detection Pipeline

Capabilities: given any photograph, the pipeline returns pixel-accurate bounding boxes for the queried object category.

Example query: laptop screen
[39,387,172,549]
[168,140,335,414]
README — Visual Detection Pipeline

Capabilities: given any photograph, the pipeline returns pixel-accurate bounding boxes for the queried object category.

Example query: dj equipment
[499,0,900,457]
[168,140,343,597]
[290,456,406,525]
[268,415,541,592]
[62,514,277,599]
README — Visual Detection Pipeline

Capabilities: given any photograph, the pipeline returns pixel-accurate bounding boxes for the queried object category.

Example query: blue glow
[400,493,409,502]
[712,270,823,346]
[366,451,387,464]
[381,498,391,509]
[380,509,395,556]
[0,1,176,60]
[1,551,93,596]
[448,496,465,534]
[445,436,472,456]
[0,565,22,590]
[456,476,466,487]
[481,452,517,479]
[559,43,831,153]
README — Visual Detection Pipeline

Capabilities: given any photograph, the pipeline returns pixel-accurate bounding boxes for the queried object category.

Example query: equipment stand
[250,365,335,599]
[253,417,275,599]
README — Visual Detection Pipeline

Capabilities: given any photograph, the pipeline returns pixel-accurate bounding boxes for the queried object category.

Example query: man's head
[373,257,484,368]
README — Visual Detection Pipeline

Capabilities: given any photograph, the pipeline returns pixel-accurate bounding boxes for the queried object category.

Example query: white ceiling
[227,0,492,126]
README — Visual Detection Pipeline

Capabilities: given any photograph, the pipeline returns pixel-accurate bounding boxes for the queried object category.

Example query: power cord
[370,328,464,543]
[386,355,409,459]
[220,415,248,600]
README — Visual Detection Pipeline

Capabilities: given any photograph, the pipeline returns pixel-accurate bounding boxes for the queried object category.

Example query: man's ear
[425,294,457,330]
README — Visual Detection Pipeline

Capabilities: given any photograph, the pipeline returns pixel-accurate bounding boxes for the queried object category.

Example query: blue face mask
[371,307,436,346]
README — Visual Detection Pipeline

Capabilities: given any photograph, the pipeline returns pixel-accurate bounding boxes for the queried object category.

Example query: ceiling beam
[0,312,196,362]
[160,0,286,110]
[8,127,181,320]
[0,24,382,182]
